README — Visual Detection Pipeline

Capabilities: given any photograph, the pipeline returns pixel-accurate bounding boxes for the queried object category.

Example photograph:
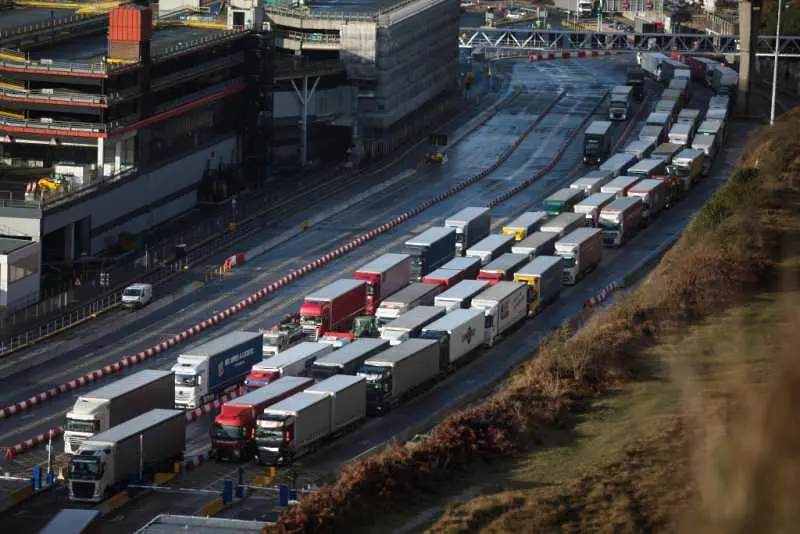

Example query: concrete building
[0,237,40,310]
[134,514,269,533]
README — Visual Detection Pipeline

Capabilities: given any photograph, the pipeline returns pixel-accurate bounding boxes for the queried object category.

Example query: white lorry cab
[121,283,153,309]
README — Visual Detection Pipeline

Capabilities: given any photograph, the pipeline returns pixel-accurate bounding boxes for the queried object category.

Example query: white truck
[513,255,564,315]
[691,134,718,173]
[638,125,665,145]
[379,305,446,346]
[63,370,173,455]
[465,233,515,266]
[470,281,529,347]
[261,322,304,357]
[651,142,684,163]
[608,85,633,121]
[621,139,655,160]
[359,338,441,413]
[670,148,706,185]
[512,231,560,259]
[244,342,333,392]
[445,206,492,256]
[573,192,616,227]
[601,175,642,198]
[540,212,584,238]
[598,197,644,247]
[68,409,185,502]
[599,153,638,179]
[555,228,604,285]
[434,279,490,312]
[501,211,548,241]
[375,282,443,326]
[255,375,366,465]
[640,52,672,83]
[310,338,390,381]
[570,170,613,196]
[627,178,668,221]
[668,122,694,147]
[420,308,485,370]
[697,118,724,139]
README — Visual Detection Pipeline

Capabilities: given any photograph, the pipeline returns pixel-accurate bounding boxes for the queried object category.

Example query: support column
[114,138,122,175]
[291,75,320,167]
[737,0,762,115]
[96,137,105,181]
[64,222,75,262]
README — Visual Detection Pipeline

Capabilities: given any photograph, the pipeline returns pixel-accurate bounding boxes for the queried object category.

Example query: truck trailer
[68,409,185,502]
[359,338,441,413]
[420,308,485,370]
[601,175,642,198]
[627,178,668,221]
[379,305,447,345]
[540,212,584,237]
[172,331,263,409]
[354,254,412,316]
[63,370,173,455]
[299,279,367,340]
[573,192,616,226]
[640,52,672,83]
[512,231,559,259]
[310,338,390,380]
[439,255,481,278]
[599,152,637,178]
[583,120,613,165]
[404,227,457,280]
[513,255,564,315]
[422,266,472,290]
[555,228,604,285]
[476,252,529,285]
[244,342,332,391]
[445,206,492,256]
[374,282,443,326]
[650,142,684,163]
[638,125,665,145]
[501,211,547,241]
[465,233,515,266]
[598,196,643,247]
[621,139,655,160]
[470,281,529,347]
[211,376,314,462]
[570,170,612,196]
[433,279,490,312]
[711,65,738,96]
[627,158,667,181]
[668,122,694,147]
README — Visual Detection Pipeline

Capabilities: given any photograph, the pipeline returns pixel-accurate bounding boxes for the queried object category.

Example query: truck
[661,88,684,108]
[627,158,667,181]
[541,211,584,236]
[513,255,564,315]
[570,170,613,196]
[501,211,547,241]
[354,253,412,316]
[609,85,633,121]
[299,279,367,340]
[261,322,304,357]
[359,338,441,413]
[404,227,457,280]
[691,134,718,173]
[465,233,515,266]
[511,231,560,259]
[555,228,604,285]
[670,147,706,185]
[598,196,644,247]
[63,370,173,455]
[668,122,694,147]
[419,308,485,370]
[627,178,668,222]
[211,376,314,462]
[646,111,671,131]
[433,279,490,312]
[573,192,616,227]
[601,175,642,198]
[684,55,719,84]
[243,342,332,391]
[439,255,482,278]
[256,375,367,464]
[677,108,701,133]
[626,66,645,100]
[655,99,679,123]
[706,105,728,122]
[664,58,691,82]
[639,125,665,145]
[172,331,263,409]
[477,253,530,285]
[379,305,446,345]
[68,409,185,502]
[543,187,585,216]
[310,338,390,381]
[583,120,613,165]
[599,153,637,179]
[711,65,738,96]
[422,267,470,289]
[651,142,683,163]
[697,118,724,139]
[375,281,443,326]
[444,206,492,256]
[669,78,690,100]
[121,283,153,309]
[470,281,529,347]
[622,139,655,160]
[640,52,672,83]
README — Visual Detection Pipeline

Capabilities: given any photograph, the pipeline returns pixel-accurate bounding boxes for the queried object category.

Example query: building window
[8,249,38,284]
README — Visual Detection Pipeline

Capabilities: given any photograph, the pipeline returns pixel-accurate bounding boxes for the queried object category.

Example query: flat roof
[0,6,78,32]
[271,0,402,15]
[0,236,34,254]
[134,514,268,534]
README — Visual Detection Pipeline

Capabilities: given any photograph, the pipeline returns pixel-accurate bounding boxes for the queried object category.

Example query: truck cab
[609,85,633,121]
[68,446,113,502]
[64,400,107,455]
[583,120,613,165]
[121,283,152,309]
[255,413,294,465]
[669,148,706,186]
[172,357,207,409]
[212,404,256,461]
[262,323,303,357]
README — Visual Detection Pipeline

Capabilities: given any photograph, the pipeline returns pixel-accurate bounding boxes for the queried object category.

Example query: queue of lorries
[60,54,729,504]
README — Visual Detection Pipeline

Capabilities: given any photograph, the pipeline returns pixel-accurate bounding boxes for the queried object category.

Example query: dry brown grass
[271,109,800,534]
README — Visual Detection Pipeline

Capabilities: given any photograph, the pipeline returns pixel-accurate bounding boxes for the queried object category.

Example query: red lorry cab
[354,253,411,316]
[422,268,466,289]
[211,376,314,461]
[476,253,529,285]
[299,279,367,340]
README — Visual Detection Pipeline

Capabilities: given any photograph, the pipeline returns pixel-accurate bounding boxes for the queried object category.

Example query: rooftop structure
[134,514,269,533]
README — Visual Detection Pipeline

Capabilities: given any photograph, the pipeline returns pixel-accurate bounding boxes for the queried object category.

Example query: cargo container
[621,139,655,160]
[404,227,457,280]
[668,122,694,147]
[650,142,683,163]
[627,158,667,181]
[661,88,684,107]
[244,342,332,391]
[513,255,563,315]
[172,331,263,409]
[543,187,585,216]
[379,305,446,345]
[638,124,665,145]
[570,176,607,197]
[598,196,644,247]
[691,134,718,173]
[555,228,603,285]
[601,175,642,198]
[501,211,548,241]
[573,192,616,226]
[677,108,701,132]
[439,256,482,279]
[540,212,585,237]
[627,178,668,221]
[211,376,314,461]
[256,375,366,465]
[477,253,530,285]
[655,99,679,123]
[609,85,633,121]
[670,147,706,186]
[669,78,690,97]
[697,118,724,138]
[64,370,173,455]
[640,52,672,83]
[310,338,390,381]
[470,281,529,347]
[421,268,466,289]
[299,279,367,340]
[419,308,485,369]
[465,233,515,266]
[359,338,441,412]
[646,111,671,130]
[433,279,491,312]
[684,55,719,84]
[583,120,613,165]
[706,106,728,122]
[599,153,638,178]
[711,65,738,96]
[354,254,412,316]
[68,409,184,502]
[511,231,560,259]
[374,282,443,326]
[445,207,492,256]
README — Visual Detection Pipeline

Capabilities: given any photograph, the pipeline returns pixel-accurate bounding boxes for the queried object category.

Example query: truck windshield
[584,138,602,154]
[69,459,101,480]
[263,334,282,346]
[213,424,245,439]
[254,427,284,446]
[358,364,389,379]
[122,288,142,297]
[366,284,376,296]
[301,315,322,325]
[454,233,464,244]
[598,217,619,230]
[64,418,99,434]
[175,373,196,387]
[560,254,576,268]
[673,165,691,177]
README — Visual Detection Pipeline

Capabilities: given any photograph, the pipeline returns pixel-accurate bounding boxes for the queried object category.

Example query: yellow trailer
[501,211,547,241]
[512,255,563,316]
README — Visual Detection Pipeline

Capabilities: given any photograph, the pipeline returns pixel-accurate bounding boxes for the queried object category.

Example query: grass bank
[271,108,800,533]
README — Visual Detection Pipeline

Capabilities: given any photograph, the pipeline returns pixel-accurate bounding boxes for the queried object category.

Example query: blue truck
[172,331,263,409]
[403,226,457,280]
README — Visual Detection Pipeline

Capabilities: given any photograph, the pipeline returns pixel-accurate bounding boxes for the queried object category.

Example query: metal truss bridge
[458,28,800,57]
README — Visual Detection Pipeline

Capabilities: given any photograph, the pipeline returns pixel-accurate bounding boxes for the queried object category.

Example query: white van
[121,283,153,309]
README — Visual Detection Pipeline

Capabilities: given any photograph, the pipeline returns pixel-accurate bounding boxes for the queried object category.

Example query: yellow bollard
[301,220,310,232]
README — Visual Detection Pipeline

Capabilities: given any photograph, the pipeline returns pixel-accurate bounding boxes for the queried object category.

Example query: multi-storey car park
[0,0,459,316]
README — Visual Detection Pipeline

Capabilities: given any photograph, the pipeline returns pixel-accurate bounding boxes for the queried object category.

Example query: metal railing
[275,30,341,45]
[152,78,244,114]
[0,12,103,40]
[0,115,106,134]
[152,28,249,60]
[0,57,112,75]
[150,52,245,91]
[266,0,433,23]
[0,87,108,106]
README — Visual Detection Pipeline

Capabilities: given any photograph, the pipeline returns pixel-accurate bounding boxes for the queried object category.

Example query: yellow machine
[426,149,448,165]
[37,176,68,192]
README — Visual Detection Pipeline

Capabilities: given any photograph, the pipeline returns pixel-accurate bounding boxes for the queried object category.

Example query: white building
[0,237,40,311]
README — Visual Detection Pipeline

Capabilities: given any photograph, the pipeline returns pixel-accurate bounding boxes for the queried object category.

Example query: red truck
[211,376,314,462]
[354,253,411,316]
[476,253,530,285]
[299,279,367,340]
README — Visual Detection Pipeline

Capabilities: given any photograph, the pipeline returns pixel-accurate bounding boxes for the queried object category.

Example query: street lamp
[770,0,784,125]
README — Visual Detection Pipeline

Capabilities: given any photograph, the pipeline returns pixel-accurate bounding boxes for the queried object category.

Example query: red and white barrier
[528,50,625,63]
[224,253,247,271]
[5,426,63,461]
[583,281,620,308]
[185,389,242,423]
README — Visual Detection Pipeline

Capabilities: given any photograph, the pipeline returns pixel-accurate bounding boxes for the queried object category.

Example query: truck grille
[68,437,85,453]
[301,326,319,340]
[71,481,96,500]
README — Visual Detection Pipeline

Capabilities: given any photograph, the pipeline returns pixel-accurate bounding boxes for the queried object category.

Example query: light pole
[770,0,784,125]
